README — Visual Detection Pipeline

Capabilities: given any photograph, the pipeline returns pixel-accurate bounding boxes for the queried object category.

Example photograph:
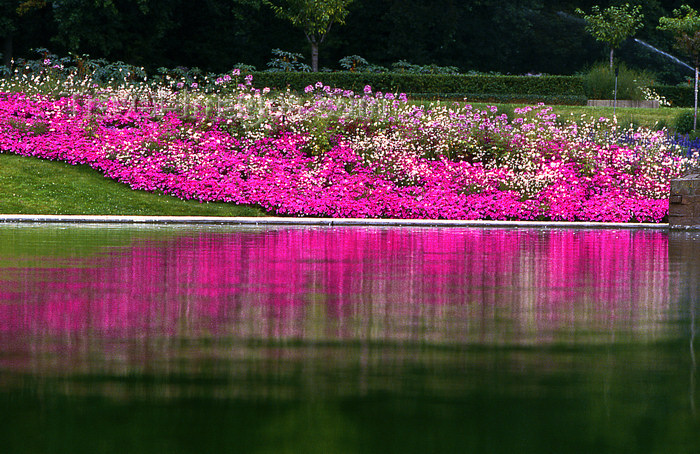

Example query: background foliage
[248,72,587,104]
[3,0,700,83]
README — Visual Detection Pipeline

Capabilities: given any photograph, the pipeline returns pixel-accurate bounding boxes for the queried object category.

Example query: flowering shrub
[0,69,694,222]
[640,86,671,107]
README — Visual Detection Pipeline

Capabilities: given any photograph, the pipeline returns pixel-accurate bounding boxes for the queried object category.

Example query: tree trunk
[311,41,319,73]
[3,35,12,68]
[609,47,614,70]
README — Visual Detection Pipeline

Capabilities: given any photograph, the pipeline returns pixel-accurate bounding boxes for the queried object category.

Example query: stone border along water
[0,214,693,229]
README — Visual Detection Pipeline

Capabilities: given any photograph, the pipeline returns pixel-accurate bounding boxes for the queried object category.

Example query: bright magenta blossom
[0,87,690,222]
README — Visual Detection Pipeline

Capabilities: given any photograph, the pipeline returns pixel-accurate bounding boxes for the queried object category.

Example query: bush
[266,49,311,73]
[391,60,460,74]
[656,85,693,107]
[339,55,369,71]
[674,110,697,134]
[582,63,654,101]
[409,92,587,105]
[245,72,586,101]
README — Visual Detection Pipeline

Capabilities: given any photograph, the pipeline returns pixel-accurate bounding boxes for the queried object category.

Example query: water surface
[0,225,698,453]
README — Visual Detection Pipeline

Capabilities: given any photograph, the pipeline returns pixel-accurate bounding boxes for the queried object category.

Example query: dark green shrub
[410,93,587,105]
[232,63,257,72]
[655,85,693,107]
[266,49,311,72]
[674,110,697,134]
[391,60,460,74]
[246,72,586,101]
[582,63,654,100]
[339,55,369,71]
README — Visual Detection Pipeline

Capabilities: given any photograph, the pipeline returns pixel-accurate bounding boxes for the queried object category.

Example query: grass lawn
[545,105,683,130]
[0,99,684,218]
[469,103,685,130]
[473,103,692,129]
[414,100,686,131]
[0,152,267,216]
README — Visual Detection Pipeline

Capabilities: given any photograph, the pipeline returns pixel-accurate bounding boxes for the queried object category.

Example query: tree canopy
[659,4,700,129]
[0,0,697,84]
[659,4,700,66]
[266,0,354,72]
[576,3,644,69]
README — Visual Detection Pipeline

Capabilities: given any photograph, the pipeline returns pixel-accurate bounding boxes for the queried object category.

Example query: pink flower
[0,92,682,223]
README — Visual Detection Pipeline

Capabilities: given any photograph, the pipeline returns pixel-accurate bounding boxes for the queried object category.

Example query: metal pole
[694,66,698,131]
[614,66,619,117]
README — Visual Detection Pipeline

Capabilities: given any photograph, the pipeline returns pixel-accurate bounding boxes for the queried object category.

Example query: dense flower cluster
[0,75,694,221]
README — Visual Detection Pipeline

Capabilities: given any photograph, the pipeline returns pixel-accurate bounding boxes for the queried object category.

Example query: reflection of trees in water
[0,227,697,454]
[668,231,700,416]
[0,227,682,391]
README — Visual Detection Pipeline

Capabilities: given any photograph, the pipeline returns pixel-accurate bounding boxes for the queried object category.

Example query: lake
[0,224,698,453]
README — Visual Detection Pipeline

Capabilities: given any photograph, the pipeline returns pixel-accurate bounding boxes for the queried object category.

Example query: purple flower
[0,91,682,224]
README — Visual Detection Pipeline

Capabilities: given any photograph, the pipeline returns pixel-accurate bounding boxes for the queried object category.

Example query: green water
[0,225,697,453]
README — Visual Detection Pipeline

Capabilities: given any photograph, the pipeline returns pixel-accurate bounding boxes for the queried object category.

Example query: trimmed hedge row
[247,72,586,101]
[409,92,588,105]
[656,85,693,107]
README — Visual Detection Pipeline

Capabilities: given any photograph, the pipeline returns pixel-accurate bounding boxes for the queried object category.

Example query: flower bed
[0,75,694,222]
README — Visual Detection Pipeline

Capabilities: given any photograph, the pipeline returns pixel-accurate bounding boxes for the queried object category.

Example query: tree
[0,1,18,67]
[659,5,700,130]
[576,3,644,70]
[50,0,150,55]
[265,0,353,72]
[0,0,48,67]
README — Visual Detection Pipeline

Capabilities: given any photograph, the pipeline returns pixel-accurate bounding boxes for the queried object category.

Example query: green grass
[546,105,683,130]
[414,100,685,131]
[468,103,686,131]
[0,152,267,216]
[0,102,688,218]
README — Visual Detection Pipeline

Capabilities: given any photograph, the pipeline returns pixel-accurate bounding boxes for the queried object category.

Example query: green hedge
[409,92,587,105]
[656,85,693,107]
[247,72,586,101]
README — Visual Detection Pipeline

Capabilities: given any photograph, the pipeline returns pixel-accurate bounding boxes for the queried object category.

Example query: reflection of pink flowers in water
[0,228,671,343]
